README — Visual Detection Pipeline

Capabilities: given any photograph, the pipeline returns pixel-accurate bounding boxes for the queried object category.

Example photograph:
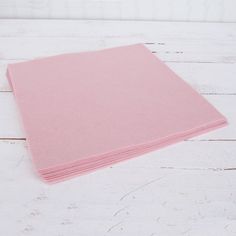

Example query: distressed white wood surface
[0,19,236,236]
[1,0,236,22]
[1,20,236,63]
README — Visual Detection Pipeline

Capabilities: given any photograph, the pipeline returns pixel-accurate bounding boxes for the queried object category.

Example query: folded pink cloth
[7,44,227,183]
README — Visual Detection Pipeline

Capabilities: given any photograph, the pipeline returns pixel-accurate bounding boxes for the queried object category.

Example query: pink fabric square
[7,44,227,183]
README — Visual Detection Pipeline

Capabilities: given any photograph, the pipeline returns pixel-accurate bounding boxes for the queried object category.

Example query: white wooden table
[0,19,236,236]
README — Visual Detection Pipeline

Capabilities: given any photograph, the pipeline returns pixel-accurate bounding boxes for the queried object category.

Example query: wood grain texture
[0,20,236,63]
[0,19,236,236]
[0,140,236,236]
[0,0,236,22]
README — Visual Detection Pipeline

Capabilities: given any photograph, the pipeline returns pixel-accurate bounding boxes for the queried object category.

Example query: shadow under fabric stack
[7,44,227,183]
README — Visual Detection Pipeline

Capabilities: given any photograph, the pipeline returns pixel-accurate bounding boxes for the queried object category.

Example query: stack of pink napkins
[7,44,227,183]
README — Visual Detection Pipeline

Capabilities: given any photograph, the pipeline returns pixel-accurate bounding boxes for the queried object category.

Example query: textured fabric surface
[7,44,227,183]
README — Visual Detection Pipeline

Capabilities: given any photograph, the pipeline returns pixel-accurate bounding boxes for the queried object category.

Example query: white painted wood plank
[169,63,236,95]
[0,140,236,236]
[0,0,236,23]
[0,92,234,139]
[2,60,236,93]
[2,37,235,63]
[2,19,235,38]
[0,20,235,63]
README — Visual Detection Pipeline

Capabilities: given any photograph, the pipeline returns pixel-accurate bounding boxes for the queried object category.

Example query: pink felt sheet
[7,44,227,183]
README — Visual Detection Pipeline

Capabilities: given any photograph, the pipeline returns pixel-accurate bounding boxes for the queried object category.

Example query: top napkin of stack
[7,44,227,183]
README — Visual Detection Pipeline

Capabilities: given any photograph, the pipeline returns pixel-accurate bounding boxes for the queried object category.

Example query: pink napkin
[7,44,227,183]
